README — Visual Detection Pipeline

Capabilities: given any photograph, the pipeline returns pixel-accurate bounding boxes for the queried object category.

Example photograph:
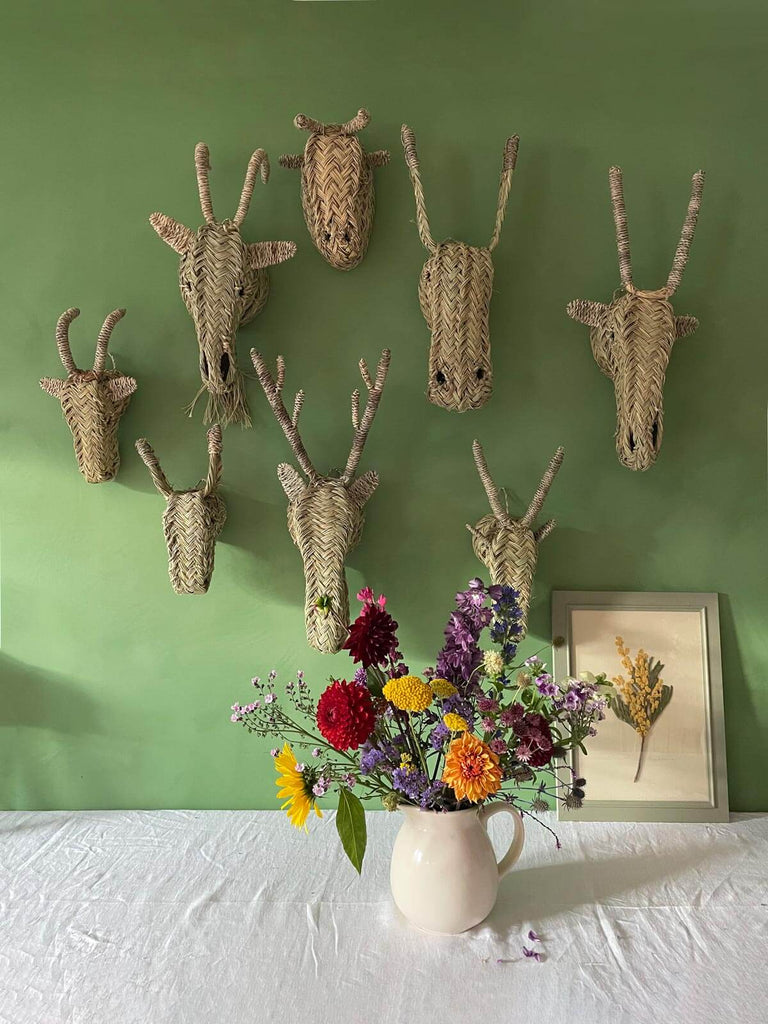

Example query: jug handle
[479,803,525,878]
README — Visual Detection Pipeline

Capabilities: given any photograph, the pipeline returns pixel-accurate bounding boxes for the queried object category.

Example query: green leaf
[336,788,367,874]
[611,695,635,727]
[650,684,673,724]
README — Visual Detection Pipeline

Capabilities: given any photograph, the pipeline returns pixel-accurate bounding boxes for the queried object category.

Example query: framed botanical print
[552,591,729,822]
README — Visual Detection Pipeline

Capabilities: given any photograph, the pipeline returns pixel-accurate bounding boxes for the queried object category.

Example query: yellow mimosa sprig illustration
[611,636,673,782]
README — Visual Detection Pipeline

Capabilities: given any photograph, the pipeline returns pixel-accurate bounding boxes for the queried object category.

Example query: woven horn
[401,124,436,253]
[520,447,564,530]
[93,308,126,373]
[202,425,223,497]
[294,109,370,135]
[488,135,519,251]
[609,166,633,289]
[135,438,173,497]
[471,439,507,521]
[341,349,391,483]
[194,142,215,223]
[251,350,320,484]
[665,171,705,295]
[55,307,80,374]
[233,149,270,228]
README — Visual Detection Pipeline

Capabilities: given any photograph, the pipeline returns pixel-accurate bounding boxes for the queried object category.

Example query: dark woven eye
[323,231,331,242]
[476,368,485,380]
[652,419,660,448]
[343,230,350,243]
[436,370,446,385]
[237,287,245,297]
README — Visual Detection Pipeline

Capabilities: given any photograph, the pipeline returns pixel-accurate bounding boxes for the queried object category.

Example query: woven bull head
[40,307,136,483]
[252,348,391,654]
[135,426,226,596]
[468,441,564,635]
[401,125,518,412]
[280,109,389,270]
[567,166,705,470]
[150,143,296,428]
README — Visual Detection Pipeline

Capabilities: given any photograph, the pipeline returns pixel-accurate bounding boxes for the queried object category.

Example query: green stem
[633,733,646,783]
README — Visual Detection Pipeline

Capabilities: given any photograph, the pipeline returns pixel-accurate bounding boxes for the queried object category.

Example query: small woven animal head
[40,307,136,483]
[467,440,564,635]
[252,348,391,653]
[401,126,518,412]
[567,166,704,471]
[280,109,389,270]
[150,143,296,428]
[135,426,227,596]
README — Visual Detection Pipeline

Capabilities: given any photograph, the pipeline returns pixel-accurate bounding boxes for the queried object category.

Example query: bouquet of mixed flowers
[231,579,612,871]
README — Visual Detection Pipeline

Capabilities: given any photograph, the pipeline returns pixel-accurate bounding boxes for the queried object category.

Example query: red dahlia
[316,679,376,751]
[343,601,399,668]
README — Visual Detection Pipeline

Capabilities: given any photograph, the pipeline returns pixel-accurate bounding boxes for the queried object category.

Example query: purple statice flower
[360,742,387,775]
[353,665,367,686]
[391,768,443,809]
[442,694,476,731]
[429,722,450,749]
[418,780,445,810]
[478,696,500,713]
[535,674,559,697]
[490,738,507,755]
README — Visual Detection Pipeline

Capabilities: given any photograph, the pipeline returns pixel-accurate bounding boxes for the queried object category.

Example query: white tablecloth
[1,810,766,1024]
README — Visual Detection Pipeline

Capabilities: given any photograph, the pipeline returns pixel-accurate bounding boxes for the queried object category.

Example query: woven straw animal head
[135,426,227,595]
[252,348,390,653]
[280,109,389,270]
[567,167,704,471]
[468,441,564,635]
[40,307,136,483]
[150,143,296,428]
[401,126,518,412]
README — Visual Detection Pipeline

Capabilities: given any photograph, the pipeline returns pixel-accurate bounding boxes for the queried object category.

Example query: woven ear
[106,376,137,402]
[277,463,306,502]
[675,315,699,338]
[40,377,65,398]
[149,213,193,254]
[347,469,379,507]
[567,300,608,327]
[247,240,297,269]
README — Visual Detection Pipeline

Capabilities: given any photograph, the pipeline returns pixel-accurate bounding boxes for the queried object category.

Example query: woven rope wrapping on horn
[40,307,136,484]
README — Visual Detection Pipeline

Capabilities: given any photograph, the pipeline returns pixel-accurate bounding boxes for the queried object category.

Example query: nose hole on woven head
[652,419,660,449]
[435,370,447,386]
[343,230,350,243]
[476,368,485,380]
[220,352,231,382]
[237,286,245,297]
[628,429,636,453]
[323,231,331,242]
[201,352,209,380]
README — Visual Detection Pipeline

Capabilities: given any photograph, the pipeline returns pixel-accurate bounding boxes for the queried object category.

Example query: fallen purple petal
[528,929,541,942]
[522,946,544,961]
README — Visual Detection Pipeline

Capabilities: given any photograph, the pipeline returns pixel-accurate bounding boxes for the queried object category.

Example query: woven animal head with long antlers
[468,441,564,635]
[150,144,296,428]
[252,347,391,654]
[280,109,389,270]
[567,166,705,471]
[40,307,136,483]
[401,125,518,412]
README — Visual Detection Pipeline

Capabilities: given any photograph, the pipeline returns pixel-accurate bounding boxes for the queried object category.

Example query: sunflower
[274,743,322,830]
[442,732,503,803]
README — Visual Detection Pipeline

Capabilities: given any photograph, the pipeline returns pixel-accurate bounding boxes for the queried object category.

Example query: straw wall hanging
[280,109,389,270]
[252,347,391,654]
[567,166,705,471]
[40,307,136,484]
[401,125,518,412]
[468,440,564,636]
[135,426,227,596]
[150,143,297,429]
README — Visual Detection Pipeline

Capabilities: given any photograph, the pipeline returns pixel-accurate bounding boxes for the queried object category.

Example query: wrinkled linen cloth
[0,810,766,1024]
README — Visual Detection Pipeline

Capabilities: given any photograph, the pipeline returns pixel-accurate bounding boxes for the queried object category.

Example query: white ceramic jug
[390,803,525,934]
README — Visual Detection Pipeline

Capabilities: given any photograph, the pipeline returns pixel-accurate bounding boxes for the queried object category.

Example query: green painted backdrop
[1,0,766,810]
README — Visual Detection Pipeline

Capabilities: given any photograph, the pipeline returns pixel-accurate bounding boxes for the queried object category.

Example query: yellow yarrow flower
[383,675,433,713]
[443,712,469,733]
[274,742,321,831]
[431,677,458,699]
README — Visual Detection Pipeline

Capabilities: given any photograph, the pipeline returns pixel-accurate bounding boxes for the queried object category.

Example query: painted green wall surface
[1,0,766,811]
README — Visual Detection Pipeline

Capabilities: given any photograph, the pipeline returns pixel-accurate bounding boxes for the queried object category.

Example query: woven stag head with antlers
[280,108,389,270]
[40,307,136,483]
[401,125,518,412]
[567,166,705,471]
[150,143,296,428]
[468,441,564,635]
[252,348,391,654]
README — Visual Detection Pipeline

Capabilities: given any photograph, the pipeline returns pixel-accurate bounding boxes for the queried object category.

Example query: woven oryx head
[467,440,564,635]
[150,143,296,428]
[40,307,136,483]
[252,348,390,654]
[567,166,705,471]
[135,426,226,596]
[401,125,518,412]
[280,109,389,270]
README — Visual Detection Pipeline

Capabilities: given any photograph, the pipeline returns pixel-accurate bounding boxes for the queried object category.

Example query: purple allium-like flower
[481,716,496,732]
[490,738,507,755]
[499,704,524,728]
[478,697,500,713]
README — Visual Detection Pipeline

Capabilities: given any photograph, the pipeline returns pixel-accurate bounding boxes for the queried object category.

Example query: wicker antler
[93,308,127,374]
[488,135,519,251]
[55,307,80,374]
[194,143,215,223]
[342,349,391,483]
[233,149,270,227]
[666,171,705,295]
[135,437,173,497]
[250,352,319,484]
[609,166,633,290]
[401,124,436,253]
[521,446,565,535]
[295,109,371,136]
[471,439,507,521]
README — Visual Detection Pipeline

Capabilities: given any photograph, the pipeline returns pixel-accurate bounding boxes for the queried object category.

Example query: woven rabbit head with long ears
[468,441,564,636]
[150,144,296,428]
[401,125,518,412]
[252,348,390,654]
[567,166,705,471]
[41,307,136,483]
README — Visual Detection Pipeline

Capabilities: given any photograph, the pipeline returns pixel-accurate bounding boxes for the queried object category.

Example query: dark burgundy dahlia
[343,598,400,669]
[514,712,555,768]
[316,679,376,751]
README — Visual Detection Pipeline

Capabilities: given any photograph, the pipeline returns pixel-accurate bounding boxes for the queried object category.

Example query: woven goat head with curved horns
[40,307,136,483]
[567,166,705,471]
[468,441,564,635]
[252,348,391,654]
[150,143,296,428]
[401,125,518,412]
[135,426,227,596]
[280,109,389,270]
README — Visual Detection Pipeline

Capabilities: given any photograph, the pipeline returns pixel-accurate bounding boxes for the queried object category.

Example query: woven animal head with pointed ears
[401,125,518,412]
[40,307,136,483]
[252,348,391,654]
[150,143,296,428]
[468,441,564,635]
[280,109,389,270]
[135,426,226,596]
[567,166,705,471]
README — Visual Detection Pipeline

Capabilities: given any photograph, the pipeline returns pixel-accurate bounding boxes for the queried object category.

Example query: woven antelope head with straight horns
[135,426,227,596]
[567,166,705,471]
[468,441,564,636]
[280,109,389,270]
[40,307,136,483]
[401,125,518,412]
[252,348,391,654]
[150,144,296,428]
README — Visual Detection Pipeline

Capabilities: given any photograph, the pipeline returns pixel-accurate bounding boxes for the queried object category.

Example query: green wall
[1,0,766,810]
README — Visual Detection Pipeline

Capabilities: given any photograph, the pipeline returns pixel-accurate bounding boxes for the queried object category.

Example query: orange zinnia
[442,732,503,803]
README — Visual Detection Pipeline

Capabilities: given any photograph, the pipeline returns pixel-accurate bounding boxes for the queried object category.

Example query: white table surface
[1,809,766,1024]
